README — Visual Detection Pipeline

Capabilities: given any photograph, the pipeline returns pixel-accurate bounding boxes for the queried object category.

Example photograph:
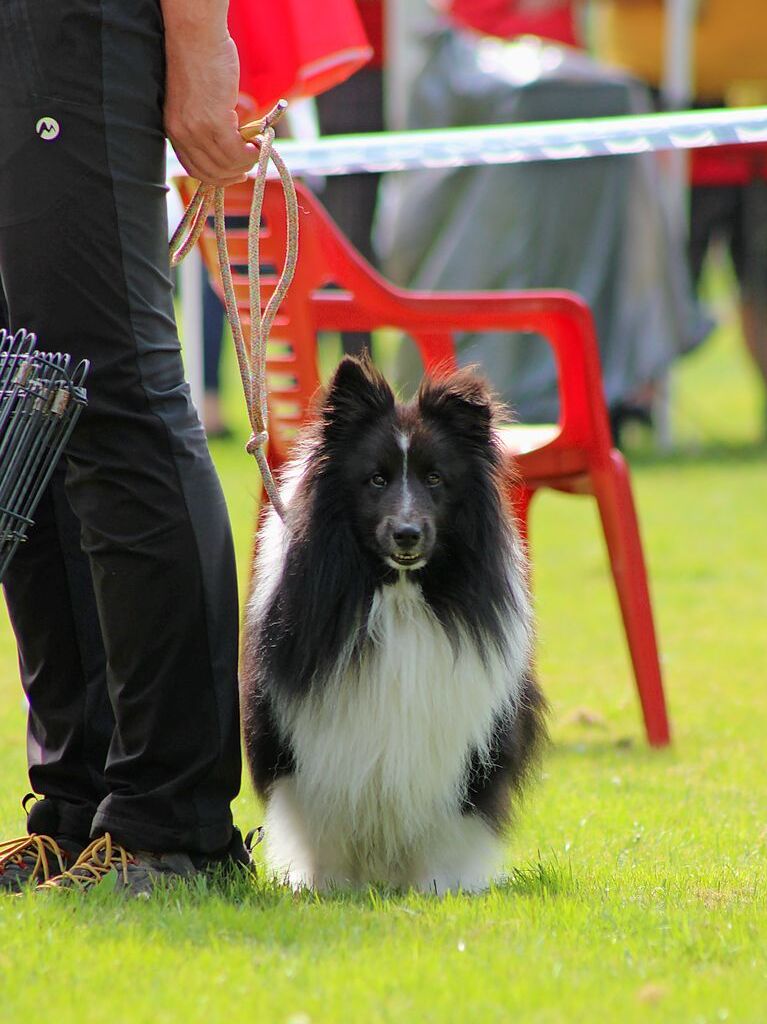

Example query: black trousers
[0,0,241,853]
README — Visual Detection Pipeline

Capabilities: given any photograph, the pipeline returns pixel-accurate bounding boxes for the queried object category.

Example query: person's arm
[161,0,257,185]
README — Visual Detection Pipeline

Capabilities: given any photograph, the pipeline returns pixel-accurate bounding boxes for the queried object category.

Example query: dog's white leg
[309,861,357,893]
[264,777,358,891]
[412,814,505,895]
[263,776,318,890]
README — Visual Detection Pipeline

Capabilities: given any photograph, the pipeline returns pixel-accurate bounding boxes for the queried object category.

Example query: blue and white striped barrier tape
[167,106,767,180]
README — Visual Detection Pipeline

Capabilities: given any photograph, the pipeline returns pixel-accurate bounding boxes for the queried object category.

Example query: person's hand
[163,25,257,186]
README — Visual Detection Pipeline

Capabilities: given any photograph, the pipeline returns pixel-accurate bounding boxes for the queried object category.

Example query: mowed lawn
[0,276,765,1023]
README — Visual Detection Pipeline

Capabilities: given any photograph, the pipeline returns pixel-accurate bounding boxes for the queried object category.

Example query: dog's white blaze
[265,571,532,893]
[397,431,412,516]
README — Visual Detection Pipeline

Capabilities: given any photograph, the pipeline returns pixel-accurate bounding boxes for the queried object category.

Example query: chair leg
[592,450,671,747]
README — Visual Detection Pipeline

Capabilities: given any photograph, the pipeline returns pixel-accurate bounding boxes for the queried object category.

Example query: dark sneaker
[0,834,82,892]
[38,833,199,897]
[198,826,255,876]
[116,849,200,898]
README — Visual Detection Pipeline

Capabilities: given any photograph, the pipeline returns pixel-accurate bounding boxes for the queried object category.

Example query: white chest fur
[270,573,530,886]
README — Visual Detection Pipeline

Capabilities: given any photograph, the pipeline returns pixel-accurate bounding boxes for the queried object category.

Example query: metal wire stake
[0,328,89,582]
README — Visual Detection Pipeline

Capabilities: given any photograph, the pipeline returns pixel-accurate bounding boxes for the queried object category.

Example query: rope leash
[169,100,298,523]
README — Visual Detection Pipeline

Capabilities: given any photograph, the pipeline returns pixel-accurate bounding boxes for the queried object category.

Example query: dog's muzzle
[387,521,428,569]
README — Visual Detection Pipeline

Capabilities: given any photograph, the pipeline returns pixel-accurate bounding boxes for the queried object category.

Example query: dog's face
[353,418,447,571]
[320,357,498,573]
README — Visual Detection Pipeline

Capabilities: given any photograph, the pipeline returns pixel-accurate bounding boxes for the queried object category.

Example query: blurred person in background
[201,269,231,439]
[593,0,767,432]
[377,0,707,442]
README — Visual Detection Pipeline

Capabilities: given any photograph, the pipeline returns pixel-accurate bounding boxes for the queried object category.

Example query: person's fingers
[172,133,256,185]
[185,124,256,175]
[180,158,248,187]
[210,124,258,172]
[171,133,255,186]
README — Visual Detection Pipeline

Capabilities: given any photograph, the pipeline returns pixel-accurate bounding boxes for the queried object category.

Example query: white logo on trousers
[36,117,60,141]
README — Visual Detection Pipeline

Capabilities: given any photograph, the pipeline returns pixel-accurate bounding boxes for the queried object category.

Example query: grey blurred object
[376,31,711,422]
[0,328,89,582]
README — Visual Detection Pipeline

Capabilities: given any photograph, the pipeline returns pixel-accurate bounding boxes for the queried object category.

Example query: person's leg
[2,465,113,848]
[738,301,767,396]
[731,180,767,424]
[0,0,241,855]
[687,184,735,288]
[202,271,225,394]
[201,270,229,437]
[690,180,767,431]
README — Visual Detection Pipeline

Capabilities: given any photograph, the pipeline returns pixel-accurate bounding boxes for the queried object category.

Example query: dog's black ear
[322,354,394,431]
[418,367,498,440]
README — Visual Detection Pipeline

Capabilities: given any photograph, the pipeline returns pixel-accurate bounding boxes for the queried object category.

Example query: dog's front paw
[414,872,494,896]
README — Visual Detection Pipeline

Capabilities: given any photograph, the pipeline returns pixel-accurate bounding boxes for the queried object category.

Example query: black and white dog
[242,356,546,893]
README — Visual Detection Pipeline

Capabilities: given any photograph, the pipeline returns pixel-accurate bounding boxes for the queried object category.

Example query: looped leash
[169,100,298,523]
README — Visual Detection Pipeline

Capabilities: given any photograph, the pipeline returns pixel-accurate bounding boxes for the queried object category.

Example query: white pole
[663,0,695,108]
[662,0,696,216]
[655,0,697,450]
[179,246,205,415]
[167,178,205,416]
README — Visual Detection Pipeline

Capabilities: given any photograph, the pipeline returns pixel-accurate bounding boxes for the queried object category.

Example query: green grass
[1,281,766,1023]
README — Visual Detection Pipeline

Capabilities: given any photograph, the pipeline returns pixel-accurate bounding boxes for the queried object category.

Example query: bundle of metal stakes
[0,328,89,583]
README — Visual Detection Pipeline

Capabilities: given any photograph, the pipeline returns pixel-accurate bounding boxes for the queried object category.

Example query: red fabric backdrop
[447,0,579,48]
[691,144,767,186]
[229,0,373,116]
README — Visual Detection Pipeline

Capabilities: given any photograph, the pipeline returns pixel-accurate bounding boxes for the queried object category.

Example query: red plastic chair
[177,176,671,747]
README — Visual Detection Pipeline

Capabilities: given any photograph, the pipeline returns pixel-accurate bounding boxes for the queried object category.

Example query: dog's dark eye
[370,473,387,488]
[425,471,442,487]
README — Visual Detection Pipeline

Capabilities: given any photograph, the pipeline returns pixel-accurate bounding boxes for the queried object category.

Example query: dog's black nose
[392,523,422,550]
